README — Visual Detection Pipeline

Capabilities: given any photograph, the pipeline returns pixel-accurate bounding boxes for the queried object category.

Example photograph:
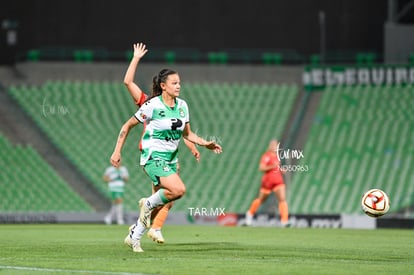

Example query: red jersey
[260,151,284,189]
[135,92,148,107]
[136,93,148,151]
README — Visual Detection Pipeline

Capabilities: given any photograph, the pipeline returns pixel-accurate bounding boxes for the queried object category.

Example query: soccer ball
[361,189,390,218]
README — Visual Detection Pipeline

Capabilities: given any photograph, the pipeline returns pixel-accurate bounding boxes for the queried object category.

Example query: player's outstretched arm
[183,123,222,154]
[110,116,140,167]
[123,42,148,105]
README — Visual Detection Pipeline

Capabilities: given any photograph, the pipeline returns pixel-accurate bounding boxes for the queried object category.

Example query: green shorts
[144,159,177,186]
[110,191,124,200]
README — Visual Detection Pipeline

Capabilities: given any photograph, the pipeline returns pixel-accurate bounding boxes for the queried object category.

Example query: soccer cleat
[147,228,165,244]
[124,234,132,248]
[139,198,152,229]
[245,211,253,226]
[280,221,291,228]
[124,224,135,248]
[132,239,144,253]
[104,215,111,225]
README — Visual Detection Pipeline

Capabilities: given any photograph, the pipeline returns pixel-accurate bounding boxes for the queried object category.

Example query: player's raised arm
[123,43,148,106]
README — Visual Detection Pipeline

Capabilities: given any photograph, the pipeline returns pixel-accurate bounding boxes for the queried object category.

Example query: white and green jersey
[104,166,128,192]
[135,96,189,165]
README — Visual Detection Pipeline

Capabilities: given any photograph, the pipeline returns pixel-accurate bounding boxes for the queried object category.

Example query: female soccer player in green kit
[123,42,200,244]
[110,60,222,252]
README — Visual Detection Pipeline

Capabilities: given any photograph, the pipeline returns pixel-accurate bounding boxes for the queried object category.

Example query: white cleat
[147,228,165,244]
[124,234,132,248]
[104,215,111,225]
[124,224,135,248]
[125,223,144,252]
[245,212,253,226]
[139,198,152,229]
[132,239,144,253]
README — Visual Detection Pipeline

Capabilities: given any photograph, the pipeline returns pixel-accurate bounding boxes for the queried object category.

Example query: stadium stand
[8,81,298,212]
[0,134,93,212]
[289,85,414,214]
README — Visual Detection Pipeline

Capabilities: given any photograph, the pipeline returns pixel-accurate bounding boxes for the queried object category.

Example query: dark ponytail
[147,68,177,101]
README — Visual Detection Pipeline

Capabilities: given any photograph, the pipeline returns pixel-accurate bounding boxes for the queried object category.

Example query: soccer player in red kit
[245,139,289,226]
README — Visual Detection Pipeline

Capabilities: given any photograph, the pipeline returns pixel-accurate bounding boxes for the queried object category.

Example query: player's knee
[179,185,186,197]
[173,185,186,199]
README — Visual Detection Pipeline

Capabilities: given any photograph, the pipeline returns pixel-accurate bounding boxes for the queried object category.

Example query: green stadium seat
[164,51,176,64]
[409,53,414,65]
[262,53,282,65]
[356,52,377,65]
[27,49,40,61]
[207,52,228,64]
[310,54,320,65]
[73,50,94,62]
[125,50,133,61]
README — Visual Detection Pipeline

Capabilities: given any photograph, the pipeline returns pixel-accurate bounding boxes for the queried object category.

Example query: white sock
[131,221,146,241]
[145,189,166,209]
[106,205,115,219]
[115,204,124,224]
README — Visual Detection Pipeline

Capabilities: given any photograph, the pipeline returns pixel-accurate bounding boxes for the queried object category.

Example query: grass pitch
[0,224,413,274]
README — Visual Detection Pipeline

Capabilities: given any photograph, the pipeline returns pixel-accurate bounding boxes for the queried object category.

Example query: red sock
[248,198,261,215]
[279,201,289,223]
[151,206,169,229]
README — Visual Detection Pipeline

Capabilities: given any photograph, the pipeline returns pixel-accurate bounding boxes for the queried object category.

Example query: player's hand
[110,152,121,167]
[204,141,222,154]
[133,43,148,59]
[192,148,201,162]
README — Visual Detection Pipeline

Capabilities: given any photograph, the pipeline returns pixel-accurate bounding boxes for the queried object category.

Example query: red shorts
[261,174,284,194]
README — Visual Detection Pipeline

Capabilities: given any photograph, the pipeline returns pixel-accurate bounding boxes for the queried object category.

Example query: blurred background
[3,0,413,64]
[0,0,413,228]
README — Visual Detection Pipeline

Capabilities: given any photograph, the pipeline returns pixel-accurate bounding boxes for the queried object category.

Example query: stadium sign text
[303,65,414,89]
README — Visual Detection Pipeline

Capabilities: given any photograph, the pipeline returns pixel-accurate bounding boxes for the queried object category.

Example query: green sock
[146,189,169,209]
